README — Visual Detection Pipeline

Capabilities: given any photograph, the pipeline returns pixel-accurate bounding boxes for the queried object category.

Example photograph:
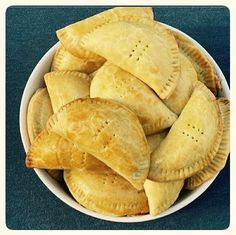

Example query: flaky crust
[148,82,223,182]
[26,129,97,169]
[81,19,180,99]
[185,98,230,189]
[46,98,150,190]
[44,71,90,112]
[163,53,198,114]
[27,88,53,142]
[51,45,103,74]
[56,7,153,61]
[173,31,221,95]
[91,63,177,135]
[64,167,149,216]
[144,179,183,216]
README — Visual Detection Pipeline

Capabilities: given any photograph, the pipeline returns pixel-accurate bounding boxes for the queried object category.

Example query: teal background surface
[6,6,230,230]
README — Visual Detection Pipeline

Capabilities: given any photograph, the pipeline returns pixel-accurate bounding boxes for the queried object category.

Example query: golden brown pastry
[26,129,95,169]
[173,31,220,95]
[144,179,183,216]
[145,128,183,216]
[46,98,150,190]
[185,98,230,189]
[64,166,149,216]
[56,7,153,61]
[90,63,177,135]
[81,19,180,99]
[163,53,198,114]
[26,88,62,181]
[148,82,223,182]
[27,88,53,142]
[51,45,103,74]
[44,71,90,112]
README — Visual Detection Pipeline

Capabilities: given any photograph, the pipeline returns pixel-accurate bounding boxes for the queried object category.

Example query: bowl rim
[19,22,230,223]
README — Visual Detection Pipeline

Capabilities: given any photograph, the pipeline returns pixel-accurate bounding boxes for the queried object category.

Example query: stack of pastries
[25,7,230,217]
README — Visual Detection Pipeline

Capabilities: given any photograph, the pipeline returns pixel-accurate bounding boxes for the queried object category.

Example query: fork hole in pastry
[201,132,204,135]
[129,54,132,58]
[195,139,198,142]
[192,136,194,140]
[182,131,185,134]
[136,57,140,61]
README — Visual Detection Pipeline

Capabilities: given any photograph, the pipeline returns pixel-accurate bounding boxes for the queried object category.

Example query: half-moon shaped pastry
[90,63,177,135]
[27,88,53,142]
[44,71,90,113]
[64,167,149,216]
[46,98,150,190]
[145,130,183,216]
[26,129,96,169]
[56,7,153,61]
[173,31,220,95]
[144,179,183,216]
[148,82,223,182]
[51,46,103,74]
[163,53,198,114]
[185,98,230,190]
[26,88,62,181]
[81,20,180,99]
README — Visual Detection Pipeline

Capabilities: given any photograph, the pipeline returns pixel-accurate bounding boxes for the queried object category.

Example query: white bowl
[19,24,229,223]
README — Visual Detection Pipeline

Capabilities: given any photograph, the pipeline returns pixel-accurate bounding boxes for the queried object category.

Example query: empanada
[163,53,198,114]
[144,179,184,216]
[51,45,103,74]
[185,98,230,190]
[46,98,150,190]
[64,167,149,216]
[148,82,223,182]
[26,88,62,181]
[173,31,220,95]
[26,129,95,169]
[145,130,183,216]
[90,63,177,135]
[81,20,180,99]
[44,71,90,113]
[27,88,53,142]
[56,7,153,60]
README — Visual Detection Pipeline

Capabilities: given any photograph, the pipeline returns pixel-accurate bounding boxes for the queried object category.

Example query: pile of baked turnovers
[25,7,230,217]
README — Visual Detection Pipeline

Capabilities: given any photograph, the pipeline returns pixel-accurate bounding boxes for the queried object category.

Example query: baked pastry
[90,62,177,135]
[144,179,184,216]
[64,166,149,216]
[44,71,90,112]
[163,53,198,114]
[56,7,153,61]
[51,45,103,74]
[27,88,53,142]
[81,19,180,99]
[26,129,95,169]
[46,98,150,190]
[148,82,223,182]
[26,88,62,181]
[185,98,230,189]
[173,31,221,95]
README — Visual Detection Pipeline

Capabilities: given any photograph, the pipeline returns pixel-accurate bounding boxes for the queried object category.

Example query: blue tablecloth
[6,6,230,230]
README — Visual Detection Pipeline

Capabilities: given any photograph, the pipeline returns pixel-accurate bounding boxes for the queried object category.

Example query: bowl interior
[19,24,229,223]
